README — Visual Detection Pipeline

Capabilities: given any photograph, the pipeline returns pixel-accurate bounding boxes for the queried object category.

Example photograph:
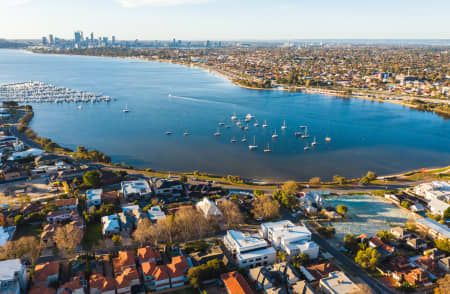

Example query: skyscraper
[112,36,116,45]
[48,34,54,44]
[74,31,83,44]
[90,32,94,42]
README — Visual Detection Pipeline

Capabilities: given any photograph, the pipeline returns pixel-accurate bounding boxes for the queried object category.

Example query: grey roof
[417,218,450,239]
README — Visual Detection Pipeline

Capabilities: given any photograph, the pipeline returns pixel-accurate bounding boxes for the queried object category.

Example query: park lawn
[83,223,102,250]
[13,223,42,240]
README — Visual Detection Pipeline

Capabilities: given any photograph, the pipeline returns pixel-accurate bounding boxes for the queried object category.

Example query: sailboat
[311,137,317,146]
[241,136,247,142]
[77,105,83,110]
[218,122,225,126]
[231,113,237,121]
[281,120,287,130]
[183,130,190,136]
[248,136,258,150]
[165,131,172,135]
[168,93,172,97]
[254,120,259,127]
[231,137,237,143]
[301,126,310,139]
[262,120,268,128]
[264,143,272,153]
[272,130,279,139]
[304,144,310,150]
[122,104,129,113]
[214,128,221,136]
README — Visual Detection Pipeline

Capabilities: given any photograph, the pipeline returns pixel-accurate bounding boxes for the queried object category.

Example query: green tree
[333,175,346,185]
[83,170,101,188]
[355,248,380,271]
[179,175,187,183]
[366,171,377,181]
[14,214,24,226]
[444,207,450,219]
[377,230,393,242]
[336,205,348,216]
[343,234,358,254]
[401,201,411,209]
[292,253,309,269]
[435,238,450,254]
[187,259,227,288]
[282,181,299,194]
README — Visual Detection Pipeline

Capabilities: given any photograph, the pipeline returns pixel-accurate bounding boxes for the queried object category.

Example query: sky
[1,0,449,40]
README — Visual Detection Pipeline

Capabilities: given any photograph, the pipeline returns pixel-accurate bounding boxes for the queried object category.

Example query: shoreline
[25,49,449,116]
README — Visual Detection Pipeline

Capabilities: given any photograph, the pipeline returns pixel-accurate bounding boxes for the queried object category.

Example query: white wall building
[121,180,152,200]
[259,221,319,259]
[147,206,166,222]
[0,259,27,294]
[196,197,222,217]
[319,271,359,294]
[224,230,276,268]
[86,189,103,209]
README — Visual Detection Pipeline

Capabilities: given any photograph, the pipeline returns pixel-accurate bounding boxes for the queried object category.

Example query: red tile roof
[137,246,161,262]
[167,256,189,278]
[29,285,56,294]
[34,262,59,284]
[89,274,117,292]
[113,251,136,273]
[58,279,84,294]
[221,271,255,294]
[116,267,139,288]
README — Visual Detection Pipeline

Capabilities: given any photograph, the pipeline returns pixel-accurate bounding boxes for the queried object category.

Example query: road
[9,125,42,149]
[310,232,397,294]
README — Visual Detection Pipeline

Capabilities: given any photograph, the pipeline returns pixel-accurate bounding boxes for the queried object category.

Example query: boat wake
[168,94,236,107]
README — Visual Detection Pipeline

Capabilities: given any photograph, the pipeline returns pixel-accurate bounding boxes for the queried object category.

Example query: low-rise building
[50,198,78,211]
[121,180,152,201]
[29,285,56,294]
[113,251,136,275]
[0,259,27,294]
[224,230,276,268]
[406,238,427,251]
[392,268,430,287]
[249,263,299,291]
[289,280,316,294]
[416,217,450,240]
[137,246,161,264]
[141,262,170,291]
[0,226,15,247]
[57,278,85,294]
[89,274,116,294]
[167,256,190,288]
[438,256,450,273]
[115,268,140,294]
[152,178,183,197]
[86,189,103,209]
[319,271,359,294]
[391,227,412,240]
[147,206,166,222]
[221,271,255,294]
[196,197,222,217]
[101,215,120,236]
[34,262,59,286]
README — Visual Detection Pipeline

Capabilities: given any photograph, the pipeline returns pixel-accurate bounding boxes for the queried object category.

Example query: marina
[0,81,112,104]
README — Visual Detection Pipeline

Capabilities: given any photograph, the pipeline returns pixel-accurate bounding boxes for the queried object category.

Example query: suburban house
[166,256,190,288]
[34,262,60,286]
[57,278,85,294]
[101,215,120,236]
[89,274,116,294]
[141,262,170,291]
[0,226,15,247]
[224,230,276,268]
[406,238,427,251]
[303,263,336,282]
[221,271,255,294]
[319,271,359,294]
[113,251,136,275]
[390,227,412,240]
[289,280,316,294]
[115,268,140,294]
[147,206,166,222]
[121,180,152,201]
[86,189,103,209]
[137,246,161,264]
[392,268,430,287]
[40,224,58,248]
[46,210,78,224]
[196,197,222,218]
[152,178,183,197]
[0,259,27,294]
[249,262,299,291]
[29,285,56,294]
[50,198,78,211]
[424,248,446,261]
[0,164,27,181]
[368,237,395,258]
[259,220,319,259]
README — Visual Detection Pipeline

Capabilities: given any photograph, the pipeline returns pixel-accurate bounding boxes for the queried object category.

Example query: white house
[86,189,103,209]
[101,215,120,236]
[319,271,359,294]
[0,259,26,294]
[7,148,44,161]
[147,206,166,222]
[121,180,152,201]
[224,230,276,268]
[196,197,222,217]
[259,220,319,259]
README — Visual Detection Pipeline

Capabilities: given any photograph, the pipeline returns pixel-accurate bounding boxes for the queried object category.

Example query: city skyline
[1,0,450,40]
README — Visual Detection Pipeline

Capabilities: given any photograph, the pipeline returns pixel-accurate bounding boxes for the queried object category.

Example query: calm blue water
[0,49,449,181]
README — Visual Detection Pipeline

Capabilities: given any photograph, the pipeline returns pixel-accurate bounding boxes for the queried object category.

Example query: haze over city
[1,0,450,40]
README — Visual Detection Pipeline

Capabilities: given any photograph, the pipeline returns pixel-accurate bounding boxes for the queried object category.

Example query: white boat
[231,113,237,121]
[168,93,172,97]
[281,120,287,130]
[301,126,309,139]
[183,130,190,136]
[214,128,221,136]
[241,136,247,142]
[248,136,258,150]
[231,137,236,143]
[325,136,331,142]
[304,146,310,150]
[236,121,242,126]
[254,120,259,127]
[311,137,317,146]
[262,120,268,128]
[264,143,272,153]
[165,131,172,135]
[123,104,129,113]
[245,113,255,120]
[77,105,83,110]
[219,122,225,126]
[294,131,301,137]
[244,125,249,131]
[272,130,279,139]
[300,125,306,129]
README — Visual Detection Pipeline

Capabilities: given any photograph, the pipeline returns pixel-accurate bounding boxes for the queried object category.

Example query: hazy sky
[1,0,449,40]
